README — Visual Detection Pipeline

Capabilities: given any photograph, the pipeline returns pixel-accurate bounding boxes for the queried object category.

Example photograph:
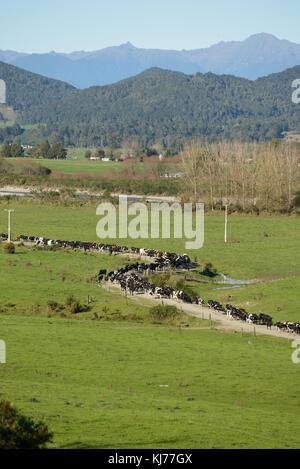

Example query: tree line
[28,140,67,159]
[0,142,24,158]
[180,140,300,212]
[0,140,67,159]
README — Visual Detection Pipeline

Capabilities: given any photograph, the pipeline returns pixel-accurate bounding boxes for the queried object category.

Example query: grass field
[0,120,15,128]
[0,122,41,129]
[0,199,299,322]
[0,199,299,449]
[65,147,99,160]
[8,157,120,176]
[1,314,299,449]
[0,200,298,278]
[0,244,205,327]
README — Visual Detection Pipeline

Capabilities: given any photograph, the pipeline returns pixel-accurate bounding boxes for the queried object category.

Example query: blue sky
[1,0,300,53]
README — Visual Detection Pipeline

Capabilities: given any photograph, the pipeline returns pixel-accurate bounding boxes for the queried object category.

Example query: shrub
[2,242,15,254]
[149,304,180,321]
[175,278,186,291]
[68,300,83,314]
[147,273,171,287]
[293,191,300,208]
[47,300,60,311]
[66,296,84,314]
[65,295,75,307]
[0,400,53,449]
[201,262,217,277]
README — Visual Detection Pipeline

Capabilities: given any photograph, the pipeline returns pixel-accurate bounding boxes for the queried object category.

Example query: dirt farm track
[104,282,295,340]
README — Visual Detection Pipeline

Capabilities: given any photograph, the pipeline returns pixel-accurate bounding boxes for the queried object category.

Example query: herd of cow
[99,264,295,331]
[1,233,299,335]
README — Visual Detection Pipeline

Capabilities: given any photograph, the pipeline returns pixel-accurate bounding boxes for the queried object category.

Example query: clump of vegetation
[65,295,86,314]
[146,273,171,287]
[149,304,180,322]
[0,400,53,449]
[45,297,89,316]
[174,277,186,291]
[2,242,15,254]
[293,191,300,209]
[201,262,217,278]
[47,300,62,312]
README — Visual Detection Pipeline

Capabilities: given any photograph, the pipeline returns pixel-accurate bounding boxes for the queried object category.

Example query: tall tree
[0,143,12,158]
[10,143,24,158]
[39,140,51,158]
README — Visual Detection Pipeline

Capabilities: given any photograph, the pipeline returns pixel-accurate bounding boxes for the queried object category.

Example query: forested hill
[1,61,300,144]
[0,61,75,115]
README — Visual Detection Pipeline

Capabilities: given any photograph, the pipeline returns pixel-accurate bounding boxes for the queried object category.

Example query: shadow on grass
[11,252,29,255]
[59,441,103,449]
[61,437,182,449]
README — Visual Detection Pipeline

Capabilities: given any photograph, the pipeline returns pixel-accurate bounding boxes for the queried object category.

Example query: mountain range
[1,33,300,89]
[0,60,300,146]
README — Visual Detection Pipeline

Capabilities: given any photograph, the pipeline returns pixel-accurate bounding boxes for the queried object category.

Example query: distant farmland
[9,157,121,175]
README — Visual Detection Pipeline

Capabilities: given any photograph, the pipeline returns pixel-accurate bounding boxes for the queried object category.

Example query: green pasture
[0,122,40,129]
[0,314,299,449]
[182,276,300,323]
[0,199,299,448]
[0,199,299,322]
[66,147,97,160]
[7,157,120,176]
[0,244,206,328]
[0,200,298,279]
[0,121,15,128]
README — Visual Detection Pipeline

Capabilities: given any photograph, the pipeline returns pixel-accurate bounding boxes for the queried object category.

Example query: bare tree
[180,140,299,212]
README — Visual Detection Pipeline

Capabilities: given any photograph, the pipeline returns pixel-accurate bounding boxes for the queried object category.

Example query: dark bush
[201,262,217,278]
[0,400,53,449]
[293,191,300,208]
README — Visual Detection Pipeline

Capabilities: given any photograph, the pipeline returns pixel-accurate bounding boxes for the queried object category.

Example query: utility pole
[224,204,228,243]
[4,209,14,243]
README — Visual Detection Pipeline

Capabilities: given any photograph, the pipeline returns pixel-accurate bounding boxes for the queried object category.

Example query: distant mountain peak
[1,33,300,88]
[120,41,136,49]
[246,32,279,42]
